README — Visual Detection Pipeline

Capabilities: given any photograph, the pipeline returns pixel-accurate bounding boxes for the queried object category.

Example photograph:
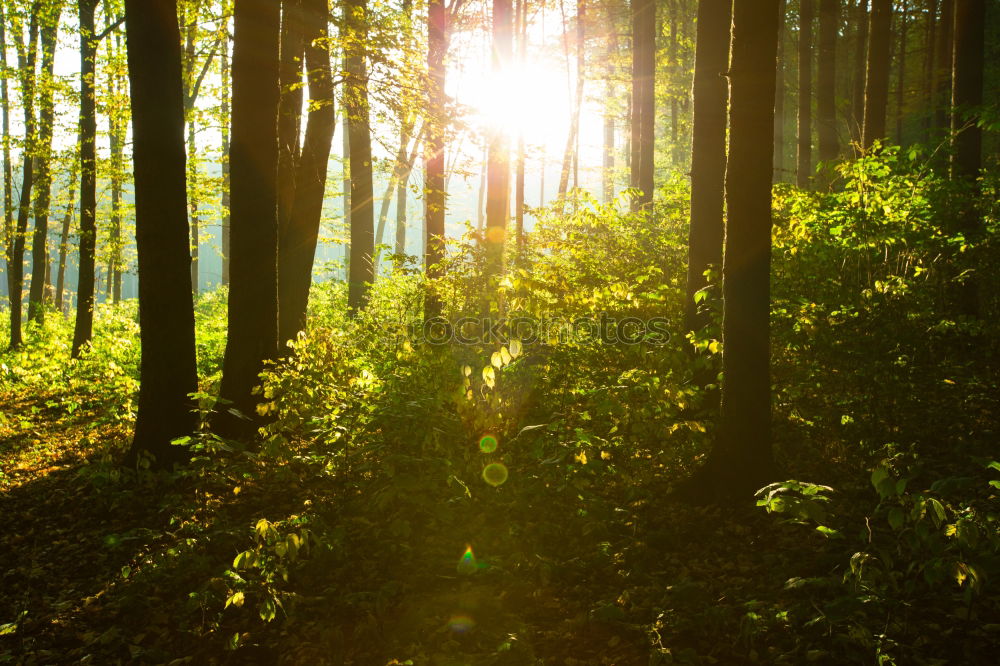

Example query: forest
[0,0,998,663]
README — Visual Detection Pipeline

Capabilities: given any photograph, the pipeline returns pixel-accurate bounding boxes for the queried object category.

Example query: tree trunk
[685,0,730,335]
[950,0,985,316]
[221,14,231,286]
[774,0,787,182]
[797,0,813,187]
[55,173,76,314]
[921,0,937,141]
[934,0,954,133]
[0,4,11,307]
[895,0,908,144]
[8,12,39,349]
[345,0,374,312]
[817,0,839,163]
[123,0,199,468]
[514,0,526,248]
[108,34,125,304]
[277,0,336,344]
[425,0,446,316]
[215,0,281,437]
[72,0,98,358]
[851,0,869,144]
[700,0,782,500]
[861,0,892,148]
[277,0,304,253]
[485,0,512,277]
[341,114,350,281]
[631,0,656,209]
[28,6,61,323]
[557,0,584,203]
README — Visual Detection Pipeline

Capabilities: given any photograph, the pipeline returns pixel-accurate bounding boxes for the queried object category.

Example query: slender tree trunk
[895,0,908,144]
[922,0,937,141]
[221,20,231,286]
[601,8,616,203]
[631,0,656,209]
[341,114,350,280]
[934,0,954,133]
[950,0,985,316]
[669,0,679,166]
[72,0,98,357]
[774,0,787,182]
[485,0,512,276]
[851,0,869,144]
[0,4,11,304]
[28,6,61,323]
[215,0,281,437]
[817,0,839,163]
[9,12,39,349]
[55,173,76,314]
[861,0,892,148]
[797,0,814,187]
[702,0,781,499]
[685,0,730,335]
[345,0,374,312]
[109,35,125,303]
[184,8,199,295]
[277,0,304,251]
[514,0,526,249]
[277,0,335,344]
[557,0,585,203]
[123,0,199,468]
[375,125,422,266]
[424,0,446,316]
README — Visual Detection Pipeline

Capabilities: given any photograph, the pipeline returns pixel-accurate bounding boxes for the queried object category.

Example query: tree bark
[861,0,892,149]
[485,0,512,277]
[277,0,304,252]
[123,0,199,468]
[630,0,655,209]
[950,0,985,316]
[851,0,869,144]
[817,0,839,162]
[72,0,98,358]
[277,0,336,344]
[684,0,730,335]
[215,0,281,437]
[345,0,374,312]
[797,0,814,187]
[55,171,76,314]
[221,12,231,286]
[895,0,908,144]
[424,0,446,316]
[0,3,11,306]
[28,5,61,323]
[108,34,124,304]
[698,0,781,500]
[774,0,787,181]
[934,0,954,133]
[921,0,937,141]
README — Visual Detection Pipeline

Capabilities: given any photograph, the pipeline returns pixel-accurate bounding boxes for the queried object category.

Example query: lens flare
[457,544,478,575]
[447,614,476,633]
[479,434,498,453]
[482,462,509,487]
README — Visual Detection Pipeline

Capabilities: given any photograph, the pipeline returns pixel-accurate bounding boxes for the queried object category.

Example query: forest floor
[1,346,999,665]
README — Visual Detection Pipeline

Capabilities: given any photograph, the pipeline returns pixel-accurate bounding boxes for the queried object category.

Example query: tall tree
[28,2,61,323]
[123,0,199,467]
[921,0,938,141]
[215,0,281,437]
[933,0,954,133]
[484,0,512,276]
[220,6,231,286]
[851,0,869,143]
[105,33,125,304]
[684,0,781,501]
[556,0,584,202]
[8,8,39,349]
[277,0,304,267]
[277,0,336,344]
[344,0,374,311]
[72,0,98,357]
[817,0,839,163]
[894,0,909,143]
[774,0,787,181]
[684,0,730,335]
[950,0,985,316]
[630,0,655,209]
[424,0,447,316]
[861,0,892,148]
[797,0,814,187]
[54,168,76,314]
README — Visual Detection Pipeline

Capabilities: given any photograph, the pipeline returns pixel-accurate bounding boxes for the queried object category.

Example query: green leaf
[887,507,905,531]
[225,591,245,608]
[259,597,276,622]
[509,339,522,357]
[929,498,946,526]
[482,366,496,389]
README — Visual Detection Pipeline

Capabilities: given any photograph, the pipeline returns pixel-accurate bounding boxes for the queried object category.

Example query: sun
[459,59,573,152]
